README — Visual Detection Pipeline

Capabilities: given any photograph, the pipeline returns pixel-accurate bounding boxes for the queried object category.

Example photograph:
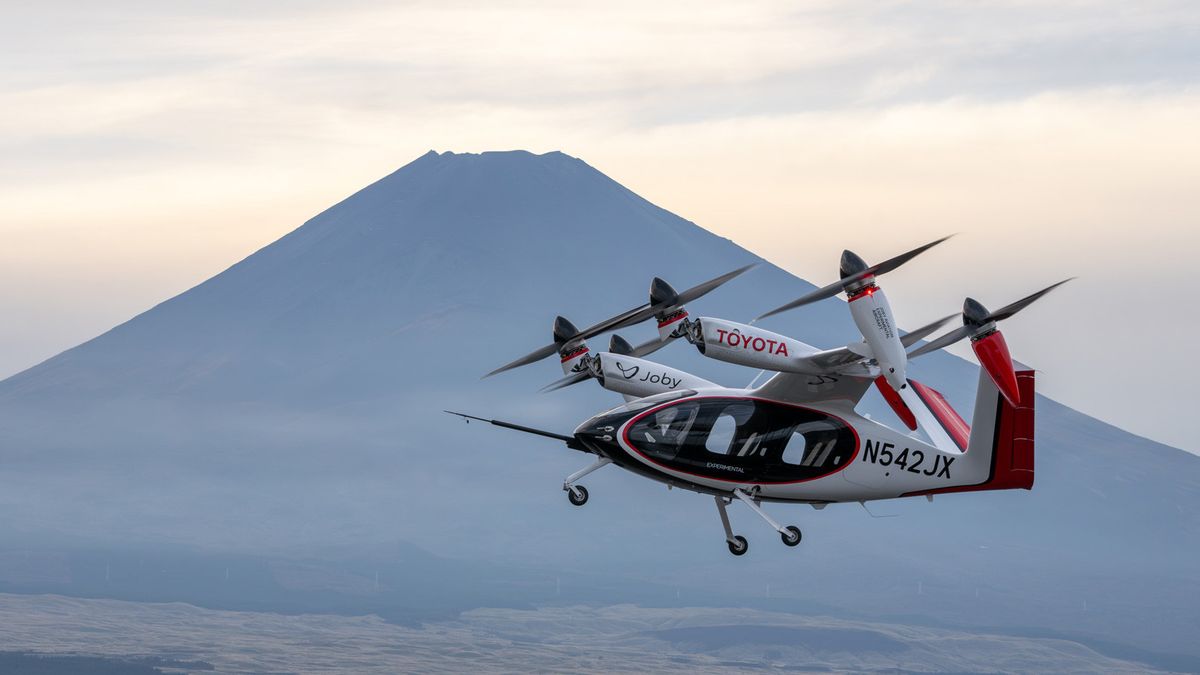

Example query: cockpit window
[634,402,700,461]
[626,398,857,483]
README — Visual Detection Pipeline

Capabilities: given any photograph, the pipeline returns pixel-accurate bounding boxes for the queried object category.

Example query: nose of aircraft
[574,413,625,455]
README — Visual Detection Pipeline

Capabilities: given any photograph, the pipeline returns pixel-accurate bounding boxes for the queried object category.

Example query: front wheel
[727,535,749,556]
[567,485,589,506]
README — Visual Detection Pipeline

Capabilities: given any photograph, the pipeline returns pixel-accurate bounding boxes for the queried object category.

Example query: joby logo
[615,362,640,379]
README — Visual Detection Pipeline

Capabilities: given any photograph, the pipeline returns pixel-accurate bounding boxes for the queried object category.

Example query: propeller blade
[487,306,657,378]
[865,234,955,277]
[985,278,1074,322]
[487,265,755,377]
[900,314,959,349]
[676,263,758,306]
[631,336,672,358]
[540,371,591,392]
[484,343,562,378]
[906,325,973,359]
[753,278,847,322]
[754,235,953,321]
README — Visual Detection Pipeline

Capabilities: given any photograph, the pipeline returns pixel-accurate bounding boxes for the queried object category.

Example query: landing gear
[727,535,749,556]
[714,496,747,556]
[714,489,803,556]
[562,456,611,508]
[567,485,589,506]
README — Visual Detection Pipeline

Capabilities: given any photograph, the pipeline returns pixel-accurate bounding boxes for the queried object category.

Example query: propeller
[907,279,1074,359]
[486,263,756,377]
[540,334,672,392]
[899,314,959,349]
[907,278,1073,405]
[754,236,953,322]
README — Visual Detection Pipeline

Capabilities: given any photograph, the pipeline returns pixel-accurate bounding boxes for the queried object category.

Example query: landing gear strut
[563,456,611,507]
[715,489,804,556]
[714,497,748,556]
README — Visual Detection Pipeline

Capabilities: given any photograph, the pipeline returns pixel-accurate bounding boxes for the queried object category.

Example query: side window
[781,432,807,465]
[710,403,756,457]
[790,420,844,468]
[705,413,737,455]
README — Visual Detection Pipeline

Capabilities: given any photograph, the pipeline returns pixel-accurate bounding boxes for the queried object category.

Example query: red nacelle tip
[972,331,1021,406]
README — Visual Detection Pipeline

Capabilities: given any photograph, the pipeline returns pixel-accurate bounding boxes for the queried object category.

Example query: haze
[2,1,1198,451]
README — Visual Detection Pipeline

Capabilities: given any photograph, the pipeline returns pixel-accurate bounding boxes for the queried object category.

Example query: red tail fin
[904,369,1035,496]
[986,369,1036,490]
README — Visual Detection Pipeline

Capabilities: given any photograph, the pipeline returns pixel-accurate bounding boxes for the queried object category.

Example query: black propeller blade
[907,279,1073,358]
[484,310,643,378]
[486,264,756,377]
[677,264,758,305]
[754,236,953,322]
[986,278,1075,322]
[540,334,673,392]
[899,314,959,349]
[540,371,591,392]
[905,325,974,358]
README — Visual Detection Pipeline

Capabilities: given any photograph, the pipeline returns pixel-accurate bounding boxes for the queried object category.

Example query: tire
[727,535,749,556]
[567,485,589,506]
[781,525,802,547]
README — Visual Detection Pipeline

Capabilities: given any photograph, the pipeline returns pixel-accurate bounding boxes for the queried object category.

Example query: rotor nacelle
[690,317,808,372]
[839,249,876,296]
[649,277,690,341]
[960,297,1018,406]
[552,315,591,376]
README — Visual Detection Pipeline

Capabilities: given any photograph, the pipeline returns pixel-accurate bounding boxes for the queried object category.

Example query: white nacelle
[596,354,713,398]
[848,286,907,391]
[656,307,690,341]
[695,317,811,372]
[559,341,590,376]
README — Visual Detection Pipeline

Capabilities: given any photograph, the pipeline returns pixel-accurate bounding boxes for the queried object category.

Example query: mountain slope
[0,150,1196,659]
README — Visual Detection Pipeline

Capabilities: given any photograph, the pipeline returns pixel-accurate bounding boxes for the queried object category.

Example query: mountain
[0,150,1196,663]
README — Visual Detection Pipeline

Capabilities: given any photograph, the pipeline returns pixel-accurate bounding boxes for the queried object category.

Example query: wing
[796,344,871,371]
[789,313,959,374]
[752,370,874,407]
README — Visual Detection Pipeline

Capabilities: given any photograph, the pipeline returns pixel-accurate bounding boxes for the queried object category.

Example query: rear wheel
[727,535,749,556]
[781,525,802,547]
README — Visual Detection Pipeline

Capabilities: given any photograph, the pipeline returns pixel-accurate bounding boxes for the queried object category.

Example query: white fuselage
[576,380,994,505]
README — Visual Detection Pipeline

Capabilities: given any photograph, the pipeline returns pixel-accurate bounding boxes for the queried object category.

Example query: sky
[1,0,1198,453]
